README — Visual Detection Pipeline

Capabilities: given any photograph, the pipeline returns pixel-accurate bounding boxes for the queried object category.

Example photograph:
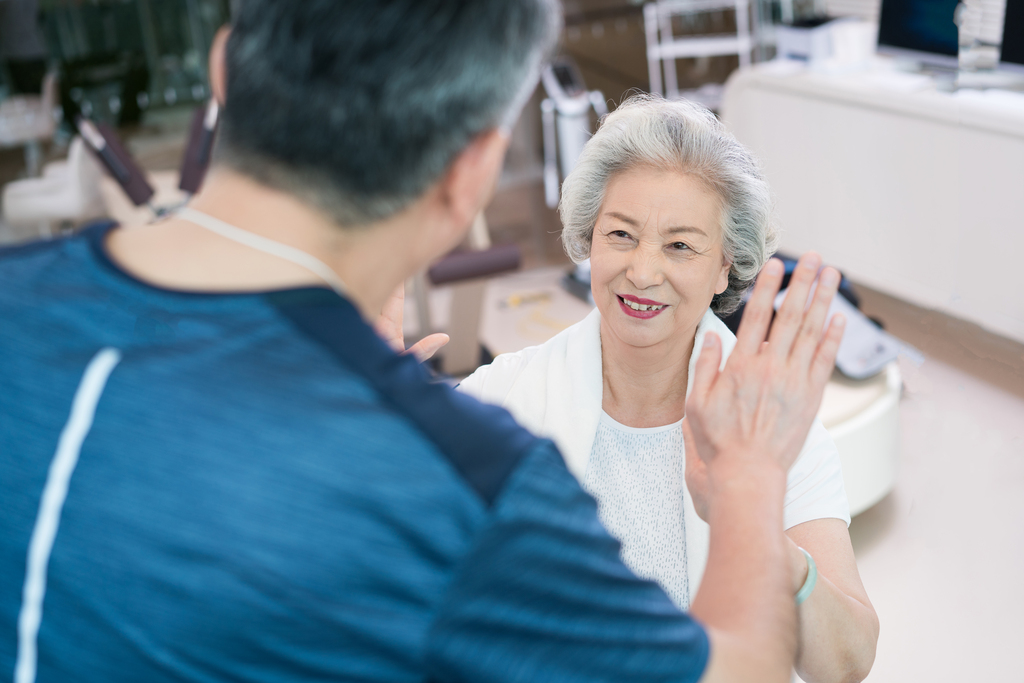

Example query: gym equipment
[1,136,106,233]
[539,57,607,210]
[539,57,605,304]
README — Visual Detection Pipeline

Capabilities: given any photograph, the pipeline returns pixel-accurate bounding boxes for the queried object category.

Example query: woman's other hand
[374,282,450,362]
[684,438,710,522]
[683,253,845,474]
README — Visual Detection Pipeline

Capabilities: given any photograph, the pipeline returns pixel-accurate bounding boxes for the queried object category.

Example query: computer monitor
[876,0,960,69]
[1000,0,1024,74]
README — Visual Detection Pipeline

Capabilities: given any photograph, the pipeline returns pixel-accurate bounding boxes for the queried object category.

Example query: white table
[403,265,595,358]
[721,60,1024,345]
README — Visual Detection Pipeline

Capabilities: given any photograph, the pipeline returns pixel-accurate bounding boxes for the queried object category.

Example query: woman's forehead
[602,168,722,236]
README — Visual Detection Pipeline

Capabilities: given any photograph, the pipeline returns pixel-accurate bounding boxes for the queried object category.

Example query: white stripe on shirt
[15,348,122,683]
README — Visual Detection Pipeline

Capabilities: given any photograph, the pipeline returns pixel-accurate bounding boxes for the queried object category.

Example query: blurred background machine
[540,56,607,210]
[876,0,961,70]
[1000,0,1024,74]
[39,0,230,128]
[539,56,606,304]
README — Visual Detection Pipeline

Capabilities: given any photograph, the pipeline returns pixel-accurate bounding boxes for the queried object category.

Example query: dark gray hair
[560,94,778,315]
[217,0,560,226]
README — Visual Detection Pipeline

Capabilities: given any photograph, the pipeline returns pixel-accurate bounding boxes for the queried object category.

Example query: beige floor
[848,352,1024,682]
[847,285,1024,680]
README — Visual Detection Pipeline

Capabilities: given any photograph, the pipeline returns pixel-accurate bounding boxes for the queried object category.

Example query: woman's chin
[605,315,674,349]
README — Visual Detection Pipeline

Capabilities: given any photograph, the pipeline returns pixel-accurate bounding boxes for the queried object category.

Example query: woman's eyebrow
[666,225,707,236]
[604,211,640,226]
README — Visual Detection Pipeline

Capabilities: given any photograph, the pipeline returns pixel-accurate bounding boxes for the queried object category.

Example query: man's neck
[104,167,422,320]
[600,319,697,428]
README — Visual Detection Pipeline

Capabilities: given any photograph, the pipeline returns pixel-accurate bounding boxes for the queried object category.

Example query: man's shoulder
[0,224,100,279]
[268,290,550,506]
[0,223,117,313]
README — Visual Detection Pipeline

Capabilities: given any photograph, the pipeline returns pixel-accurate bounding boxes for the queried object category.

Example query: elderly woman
[456,96,878,683]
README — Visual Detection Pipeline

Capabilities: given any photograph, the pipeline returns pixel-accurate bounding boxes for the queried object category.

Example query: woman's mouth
[617,294,668,319]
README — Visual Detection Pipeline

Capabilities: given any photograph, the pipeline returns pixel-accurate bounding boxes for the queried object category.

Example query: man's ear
[209,26,232,105]
[438,128,510,236]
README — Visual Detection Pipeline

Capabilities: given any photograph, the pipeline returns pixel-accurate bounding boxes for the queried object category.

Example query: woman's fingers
[809,314,845,390]
[682,421,711,521]
[688,331,722,407]
[735,258,785,355]
[790,266,841,368]
[767,252,822,357]
[406,333,450,362]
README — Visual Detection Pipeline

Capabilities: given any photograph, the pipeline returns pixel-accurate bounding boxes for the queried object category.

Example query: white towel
[458,306,850,596]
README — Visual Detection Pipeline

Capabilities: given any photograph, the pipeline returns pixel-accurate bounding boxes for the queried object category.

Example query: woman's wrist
[794,548,818,605]
[788,537,810,594]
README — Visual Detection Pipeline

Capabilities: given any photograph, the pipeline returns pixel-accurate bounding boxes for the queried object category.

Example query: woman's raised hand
[683,253,845,474]
[374,282,450,362]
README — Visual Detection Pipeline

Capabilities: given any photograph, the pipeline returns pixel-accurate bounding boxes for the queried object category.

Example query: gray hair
[217,0,561,227]
[559,94,778,315]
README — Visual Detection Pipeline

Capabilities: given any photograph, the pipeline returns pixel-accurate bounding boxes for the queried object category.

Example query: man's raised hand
[683,253,845,474]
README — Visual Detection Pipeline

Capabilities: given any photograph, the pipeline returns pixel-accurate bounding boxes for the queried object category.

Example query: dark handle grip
[428,244,521,286]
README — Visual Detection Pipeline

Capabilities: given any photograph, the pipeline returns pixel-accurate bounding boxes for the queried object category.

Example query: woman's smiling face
[589,166,731,350]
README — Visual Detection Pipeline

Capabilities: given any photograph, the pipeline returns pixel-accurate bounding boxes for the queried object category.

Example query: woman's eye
[610,230,632,240]
[670,242,691,251]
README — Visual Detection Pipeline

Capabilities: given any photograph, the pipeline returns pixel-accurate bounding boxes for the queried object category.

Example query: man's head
[211,0,560,229]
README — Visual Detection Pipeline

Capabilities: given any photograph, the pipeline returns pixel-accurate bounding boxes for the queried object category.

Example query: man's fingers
[767,252,822,356]
[375,282,407,347]
[406,333,450,362]
[790,266,840,368]
[380,282,405,325]
[809,314,845,389]
[373,318,405,353]
[688,331,722,406]
[735,258,785,355]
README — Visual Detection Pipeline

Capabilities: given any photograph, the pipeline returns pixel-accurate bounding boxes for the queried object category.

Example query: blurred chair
[427,242,522,377]
[407,212,522,377]
[0,72,59,176]
[2,136,106,236]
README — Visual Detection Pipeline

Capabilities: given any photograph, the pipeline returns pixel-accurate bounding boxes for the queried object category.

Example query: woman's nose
[625,249,664,290]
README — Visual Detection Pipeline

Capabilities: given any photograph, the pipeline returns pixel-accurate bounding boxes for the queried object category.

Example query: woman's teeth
[622,298,665,311]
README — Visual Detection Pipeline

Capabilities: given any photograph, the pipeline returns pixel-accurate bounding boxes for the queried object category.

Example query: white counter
[721,60,1024,344]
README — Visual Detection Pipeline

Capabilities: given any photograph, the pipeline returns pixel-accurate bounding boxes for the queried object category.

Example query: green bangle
[795,547,817,606]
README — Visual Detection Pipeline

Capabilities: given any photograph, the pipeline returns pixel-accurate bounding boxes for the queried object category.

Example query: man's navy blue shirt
[0,224,708,682]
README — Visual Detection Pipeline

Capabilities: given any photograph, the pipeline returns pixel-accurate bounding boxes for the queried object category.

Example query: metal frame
[644,0,755,99]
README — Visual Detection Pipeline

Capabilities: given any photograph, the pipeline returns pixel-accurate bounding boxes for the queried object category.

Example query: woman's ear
[209,26,232,105]
[715,257,731,295]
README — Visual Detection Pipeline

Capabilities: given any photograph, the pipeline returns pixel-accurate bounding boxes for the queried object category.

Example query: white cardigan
[458,307,851,595]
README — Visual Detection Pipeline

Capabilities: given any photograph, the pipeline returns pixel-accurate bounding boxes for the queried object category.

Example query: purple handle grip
[428,244,521,286]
